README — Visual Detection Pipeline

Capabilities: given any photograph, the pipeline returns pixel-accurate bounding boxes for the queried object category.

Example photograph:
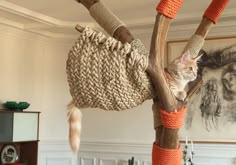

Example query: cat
[67,101,82,153]
[67,50,202,153]
[165,50,202,101]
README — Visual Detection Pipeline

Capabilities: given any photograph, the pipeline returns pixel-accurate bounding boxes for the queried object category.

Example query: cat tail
[67,100,82,153]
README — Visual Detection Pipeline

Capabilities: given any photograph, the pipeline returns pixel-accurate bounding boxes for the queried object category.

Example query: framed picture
[0,144,19,164]
[167,37,236,143]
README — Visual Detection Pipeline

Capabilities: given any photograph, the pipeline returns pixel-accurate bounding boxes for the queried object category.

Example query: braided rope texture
[204,0,230,24]
[67,26,153,111]
[160,106,187,129]
[152,144,182,165]
[157,0,184,19]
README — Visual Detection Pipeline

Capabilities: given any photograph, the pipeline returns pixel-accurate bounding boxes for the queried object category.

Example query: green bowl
[4,101,30,111]
[18,102,30,110]
[4,101,18,110]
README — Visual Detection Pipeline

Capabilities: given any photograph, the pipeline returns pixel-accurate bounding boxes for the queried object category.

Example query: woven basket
[66,26,153,111]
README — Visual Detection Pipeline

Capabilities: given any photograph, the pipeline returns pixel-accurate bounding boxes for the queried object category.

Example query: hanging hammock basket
[66,26,153,111]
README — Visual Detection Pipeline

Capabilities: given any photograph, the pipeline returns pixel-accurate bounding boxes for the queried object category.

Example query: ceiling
[0,0,236,38]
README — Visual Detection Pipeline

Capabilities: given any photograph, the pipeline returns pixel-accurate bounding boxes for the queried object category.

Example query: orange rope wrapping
[204,0,230,24]
[152,143,182,165]
[160,106,187,129]
[156,0,184,19]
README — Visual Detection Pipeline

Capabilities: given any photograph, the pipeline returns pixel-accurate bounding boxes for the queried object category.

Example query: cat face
[167,50,202,81]
[178,50,202,81]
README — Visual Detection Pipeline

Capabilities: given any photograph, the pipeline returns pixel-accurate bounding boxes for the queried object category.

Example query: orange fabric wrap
[152,143,182,165]
[160,106,187,129]
[156,0,184,19]
[204,0,230,24]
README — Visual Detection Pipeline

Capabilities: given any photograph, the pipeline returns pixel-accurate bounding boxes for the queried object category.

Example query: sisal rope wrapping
[152,143,182,165]
[156,0,184,19]
[89,1,125,36]
[160,106,187,129]
[204,0,230,24]
[183,35,205,58]
[67,26,153,111]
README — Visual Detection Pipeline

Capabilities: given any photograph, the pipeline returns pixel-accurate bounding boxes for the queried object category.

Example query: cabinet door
[0,113,13,142]
[13,113,38,141]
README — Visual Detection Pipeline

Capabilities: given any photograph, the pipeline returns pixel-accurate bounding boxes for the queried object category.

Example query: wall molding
[0,1,236,39]
[39,140,236,165]
[0,22,74,45]
[80,140,152,155]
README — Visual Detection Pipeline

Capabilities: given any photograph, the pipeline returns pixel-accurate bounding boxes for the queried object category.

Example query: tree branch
[75,24,84,32]
[77,0,98,10]
[195,17,213,37]
[184,78,203,104]
[147,14,181,149]
[148,14,177,112]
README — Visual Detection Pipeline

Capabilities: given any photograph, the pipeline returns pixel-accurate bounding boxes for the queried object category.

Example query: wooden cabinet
[0,111,40,165]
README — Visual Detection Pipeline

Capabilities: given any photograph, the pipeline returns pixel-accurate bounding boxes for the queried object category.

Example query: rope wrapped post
[78,0,134,43]
[204,0,230,24]
[151,0,230,164]
[148,0,185,155]
[152,107,186,165]
[183,0,230,102]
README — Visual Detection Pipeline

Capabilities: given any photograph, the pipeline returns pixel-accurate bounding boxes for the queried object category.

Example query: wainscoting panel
[77,141,151,165]
[80,157,96,165]
[39,140,236,165]
[46,157,72,165]
[78,141,236,165]
[99,159,117,165]
[39,140,77,165]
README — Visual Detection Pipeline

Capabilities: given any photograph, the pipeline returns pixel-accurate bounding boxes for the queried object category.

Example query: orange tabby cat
[165,50,202,101]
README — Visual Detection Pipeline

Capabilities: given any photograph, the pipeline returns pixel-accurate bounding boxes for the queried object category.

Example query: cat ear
[193,53,203,61]
[179,50,191,63]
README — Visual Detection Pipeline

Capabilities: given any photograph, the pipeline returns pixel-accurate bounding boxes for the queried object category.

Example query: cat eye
[189,67,193,71]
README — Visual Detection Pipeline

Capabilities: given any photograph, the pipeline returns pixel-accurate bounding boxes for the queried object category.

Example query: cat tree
[71,0,230,164]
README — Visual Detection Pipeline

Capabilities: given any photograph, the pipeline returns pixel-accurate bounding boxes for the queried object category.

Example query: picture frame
[167,37,236,143]
[0,144,19,164]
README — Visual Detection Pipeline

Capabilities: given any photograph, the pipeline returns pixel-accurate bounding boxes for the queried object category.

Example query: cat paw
[176,91,186,101]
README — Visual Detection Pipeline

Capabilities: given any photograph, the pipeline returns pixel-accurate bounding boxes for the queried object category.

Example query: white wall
[0,23,78,164]
[0,24,74,141]
[0,23,236,165]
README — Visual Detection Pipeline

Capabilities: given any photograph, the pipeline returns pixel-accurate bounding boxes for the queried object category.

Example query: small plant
[128,157,134,165]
